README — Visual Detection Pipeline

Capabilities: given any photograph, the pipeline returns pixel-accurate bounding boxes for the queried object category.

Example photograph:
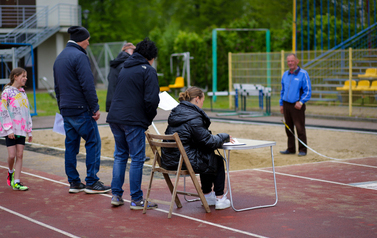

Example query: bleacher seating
[336,80,357,91]
[358,68,377,79]
[365,80,377,91]
[354,80,371,90]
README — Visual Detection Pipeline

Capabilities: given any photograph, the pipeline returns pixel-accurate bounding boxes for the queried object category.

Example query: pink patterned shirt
[0,86,32,137]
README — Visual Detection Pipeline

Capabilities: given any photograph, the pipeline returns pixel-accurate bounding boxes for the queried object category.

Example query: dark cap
[67,26,90,42]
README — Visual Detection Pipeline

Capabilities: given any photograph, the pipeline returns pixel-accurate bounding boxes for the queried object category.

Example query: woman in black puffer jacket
[161,86,233,210]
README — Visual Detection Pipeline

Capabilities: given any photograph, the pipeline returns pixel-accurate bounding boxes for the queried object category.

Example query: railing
[0,5,45,28]
[303,23,377,69]
[0,4,81,61]
[0,4,81,44]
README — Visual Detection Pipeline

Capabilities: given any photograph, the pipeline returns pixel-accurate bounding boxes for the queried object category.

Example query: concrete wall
[37,32,69,89]
[35,0,78,89]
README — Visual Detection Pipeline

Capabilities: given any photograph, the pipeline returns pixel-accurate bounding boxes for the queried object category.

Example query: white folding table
[222,138,278,212]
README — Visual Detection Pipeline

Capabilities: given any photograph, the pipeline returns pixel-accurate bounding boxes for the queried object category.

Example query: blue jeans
[109,123,145,201]
[63,111,101,186]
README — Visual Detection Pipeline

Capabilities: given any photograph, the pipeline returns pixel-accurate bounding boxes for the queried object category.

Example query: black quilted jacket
[161,101,229,174]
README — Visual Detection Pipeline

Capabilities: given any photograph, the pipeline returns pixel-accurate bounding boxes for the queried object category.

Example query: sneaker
[84,181,111,194]
[69,182,86,193]
[7,171,14,186]
[130,198,158,210]
[203,192,216,206]
[215,195,231,210]
[13,182,28,191]
[111,195,124,206]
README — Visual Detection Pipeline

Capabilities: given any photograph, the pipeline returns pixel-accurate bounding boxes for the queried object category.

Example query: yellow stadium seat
[169,76,185,89]
[336,80,357,91]
[358,68,377,79]
[365,80,377,91]
[160,86,170,92]
[354,80,370,91]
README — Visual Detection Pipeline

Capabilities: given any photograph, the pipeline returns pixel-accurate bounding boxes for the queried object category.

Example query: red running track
[1,157,377,238]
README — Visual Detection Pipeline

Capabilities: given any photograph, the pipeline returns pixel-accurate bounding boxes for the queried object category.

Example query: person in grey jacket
[53,26,110,194]
[161,86,233,210]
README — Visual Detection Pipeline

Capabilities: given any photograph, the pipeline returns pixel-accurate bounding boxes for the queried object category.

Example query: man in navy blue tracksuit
[54,26,110,194]
[279,53,311,156]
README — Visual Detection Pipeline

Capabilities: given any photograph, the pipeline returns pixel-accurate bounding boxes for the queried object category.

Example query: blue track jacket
[279,66,311,106]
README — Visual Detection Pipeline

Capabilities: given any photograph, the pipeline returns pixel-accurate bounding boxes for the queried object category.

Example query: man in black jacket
[107,38,159,209]
[106,42,135,112]
[53,26,110,194]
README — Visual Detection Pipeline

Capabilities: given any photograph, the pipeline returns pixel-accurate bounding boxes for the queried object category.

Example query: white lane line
[25,142,115,161]
[0,205,80,238]
[254,169,377,191]
[0,166,266,238]
[329,160,377,169]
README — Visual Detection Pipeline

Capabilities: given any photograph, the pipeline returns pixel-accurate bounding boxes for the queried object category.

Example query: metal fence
[86,42,126,86]
[229,48,377,114]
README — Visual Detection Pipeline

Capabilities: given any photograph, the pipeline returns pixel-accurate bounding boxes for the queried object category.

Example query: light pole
[83,9,89,29]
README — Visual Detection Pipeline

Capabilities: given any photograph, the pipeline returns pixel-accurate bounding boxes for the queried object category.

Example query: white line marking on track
[254,168,377,190]
[0,166,267,238]
[0,205,80,238]
[329,160,377,169]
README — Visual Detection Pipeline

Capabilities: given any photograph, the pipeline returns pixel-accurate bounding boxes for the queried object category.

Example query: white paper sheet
[53,112,65,136]
[223,138,246,146]
[158,91,179,111]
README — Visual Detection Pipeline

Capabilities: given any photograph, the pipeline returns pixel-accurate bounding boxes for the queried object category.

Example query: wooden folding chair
[143,132,211,218]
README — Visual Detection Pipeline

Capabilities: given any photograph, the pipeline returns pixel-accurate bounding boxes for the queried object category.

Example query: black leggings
[200,155,225,196]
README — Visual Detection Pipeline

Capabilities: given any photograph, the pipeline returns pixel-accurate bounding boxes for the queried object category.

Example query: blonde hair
[7,67,26,87]
[178,86,204,102]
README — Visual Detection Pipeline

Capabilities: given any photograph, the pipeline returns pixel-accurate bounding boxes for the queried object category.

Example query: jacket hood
[123,52,149,68]
[110,51,130,68]
[168,101,211,128]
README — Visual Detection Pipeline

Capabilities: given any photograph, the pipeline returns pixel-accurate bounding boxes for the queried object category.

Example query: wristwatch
[298,101,303,105]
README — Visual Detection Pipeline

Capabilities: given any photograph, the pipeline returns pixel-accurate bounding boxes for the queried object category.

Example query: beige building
[0,0,81,89]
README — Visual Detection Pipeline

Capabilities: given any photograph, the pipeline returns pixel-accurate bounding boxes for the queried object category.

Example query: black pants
[283,101,307,153]
[200,155,225,196]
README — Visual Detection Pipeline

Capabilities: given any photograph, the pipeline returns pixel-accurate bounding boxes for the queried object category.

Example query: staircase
[300,24,377,103]
[0,3,81,62]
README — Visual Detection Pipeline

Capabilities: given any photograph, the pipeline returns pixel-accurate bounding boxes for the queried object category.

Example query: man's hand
[280,106,284,114]
[92,110,100,121]
[294,101,302,110]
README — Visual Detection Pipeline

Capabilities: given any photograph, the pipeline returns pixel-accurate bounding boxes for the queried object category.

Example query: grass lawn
[27,89,282,117]
[27,89,108,117]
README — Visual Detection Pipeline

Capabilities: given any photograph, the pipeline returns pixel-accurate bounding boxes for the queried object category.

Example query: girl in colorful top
[0,67,33,191]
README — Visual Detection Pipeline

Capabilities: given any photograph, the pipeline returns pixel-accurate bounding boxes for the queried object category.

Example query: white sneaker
[203,191,216,206]
[215,195,231,210]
